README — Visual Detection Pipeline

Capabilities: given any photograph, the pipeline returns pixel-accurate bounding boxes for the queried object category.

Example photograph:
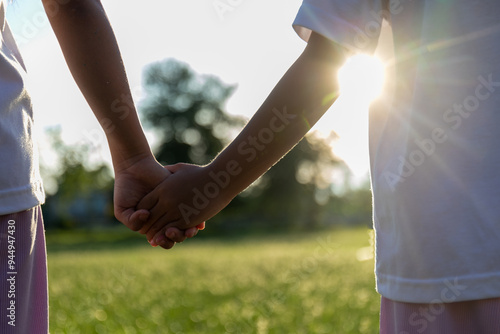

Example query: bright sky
[6,0,383,184]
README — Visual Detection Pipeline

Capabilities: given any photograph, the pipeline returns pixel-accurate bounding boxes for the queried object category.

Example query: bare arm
[208,32,346,198]
[41,0,149,168]
[138,32,348,244]
[42,0,199,244]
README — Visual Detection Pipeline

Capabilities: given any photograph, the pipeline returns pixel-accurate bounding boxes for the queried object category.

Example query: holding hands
[42,0,205,249]
[134,163,235,248]
[114,32,345,248]
[51,0,342,250]
[113,156,207,249]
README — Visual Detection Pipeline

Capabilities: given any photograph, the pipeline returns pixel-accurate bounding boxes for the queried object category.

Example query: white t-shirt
[294,0,500,303]
[0,1,44,215]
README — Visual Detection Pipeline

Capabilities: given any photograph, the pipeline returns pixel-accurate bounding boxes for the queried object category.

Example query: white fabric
[0,1,45,215]
[294,0,500,303]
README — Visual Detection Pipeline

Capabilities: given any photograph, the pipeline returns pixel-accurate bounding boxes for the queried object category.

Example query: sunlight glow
[338,54,385,105]
[313,55,386,184]
[334,55,385,181]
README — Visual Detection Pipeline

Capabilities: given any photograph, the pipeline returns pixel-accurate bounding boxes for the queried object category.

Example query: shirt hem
[0,181,45,216]
[292,3,381,53]
[377,271,500,303]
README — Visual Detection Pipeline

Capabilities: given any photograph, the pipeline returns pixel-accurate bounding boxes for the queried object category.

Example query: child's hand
[134,163,234,247]
[148,222,206,248]
[113,155,200,249]
[148,221,206,249]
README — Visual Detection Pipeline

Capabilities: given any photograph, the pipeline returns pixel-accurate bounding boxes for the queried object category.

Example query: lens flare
[338,54,385,105]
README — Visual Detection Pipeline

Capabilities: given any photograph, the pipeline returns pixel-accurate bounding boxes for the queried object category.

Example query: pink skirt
[380,295,500,334]
[0,206,48,333]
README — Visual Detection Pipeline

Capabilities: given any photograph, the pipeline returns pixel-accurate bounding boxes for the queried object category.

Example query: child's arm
[136,32,348,247]
[41,0,197,245]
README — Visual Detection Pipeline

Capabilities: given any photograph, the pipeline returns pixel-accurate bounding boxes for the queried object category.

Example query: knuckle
[162,243,174,250]
[131,223,143,232]
[124,220,142,232]
[138,225,149,235]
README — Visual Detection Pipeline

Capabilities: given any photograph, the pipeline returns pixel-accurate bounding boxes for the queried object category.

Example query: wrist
[111,147,156,174]
[105,120,155,173]
[204,158,245,202]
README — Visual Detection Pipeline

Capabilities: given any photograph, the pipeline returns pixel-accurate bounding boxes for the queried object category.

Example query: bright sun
[338,54,385,104]
[314,54,386,184]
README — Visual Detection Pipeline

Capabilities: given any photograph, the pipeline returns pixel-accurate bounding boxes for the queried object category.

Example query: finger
[196,222,206,230]
[116,208,150,232]
[137,197,176,237]
[138,198,174,236]
[185,227,199,238]
[159,239,176,250]
[143,212,175,241]
[148,230,177,249]
[136,190,159,211]
[165,227,188,243]
[128,209,150,230]
[163,163,185,174]
[149,226,187,248]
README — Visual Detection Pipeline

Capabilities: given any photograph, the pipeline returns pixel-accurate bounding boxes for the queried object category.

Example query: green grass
[46,228,379,334]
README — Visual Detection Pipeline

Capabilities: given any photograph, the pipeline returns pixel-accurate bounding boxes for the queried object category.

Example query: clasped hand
[114,156,229,249]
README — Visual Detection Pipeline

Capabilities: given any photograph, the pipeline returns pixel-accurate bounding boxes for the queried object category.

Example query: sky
[6,0,378,184]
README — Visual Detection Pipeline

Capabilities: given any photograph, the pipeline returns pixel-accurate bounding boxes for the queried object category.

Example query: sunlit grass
[47,228,379,333]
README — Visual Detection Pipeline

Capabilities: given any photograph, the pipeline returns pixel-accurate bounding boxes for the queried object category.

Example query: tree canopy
[40,58,372,231]
[139,59,350,229]
[140,59,244,165]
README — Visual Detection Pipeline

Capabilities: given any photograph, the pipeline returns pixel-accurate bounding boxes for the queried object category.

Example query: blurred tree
[41,127,115,229]
[139,58,351,229]
[140,58,245,165]
[333,178,373,227]
[39,59,366,232]
[245,132,347,229]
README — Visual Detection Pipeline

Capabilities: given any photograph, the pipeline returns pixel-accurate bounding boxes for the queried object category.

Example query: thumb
[116,207,150,232]
[164,162,193,174]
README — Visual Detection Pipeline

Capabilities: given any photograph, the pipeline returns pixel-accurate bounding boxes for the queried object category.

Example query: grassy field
[46,227,379,334]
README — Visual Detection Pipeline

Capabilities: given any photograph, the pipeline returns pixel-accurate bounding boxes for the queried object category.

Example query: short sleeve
[293,0,386,54]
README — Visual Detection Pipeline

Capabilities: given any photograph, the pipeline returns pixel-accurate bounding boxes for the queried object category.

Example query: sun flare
[338,54,385,105]
[314,55,386,183]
